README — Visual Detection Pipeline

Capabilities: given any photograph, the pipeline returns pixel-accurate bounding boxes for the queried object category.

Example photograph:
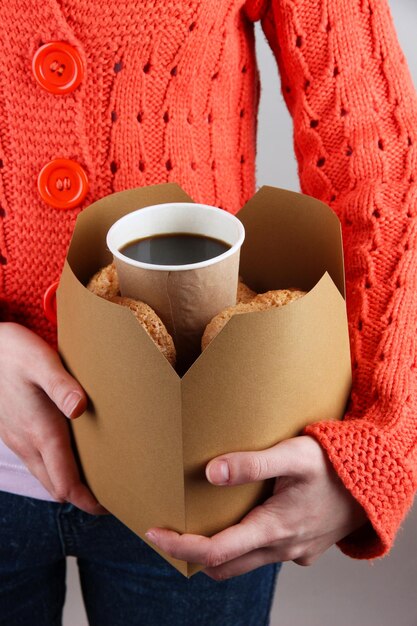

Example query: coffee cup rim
[106,202,245,271]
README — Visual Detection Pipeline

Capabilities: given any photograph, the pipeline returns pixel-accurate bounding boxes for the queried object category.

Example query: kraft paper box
[57,183,352,577]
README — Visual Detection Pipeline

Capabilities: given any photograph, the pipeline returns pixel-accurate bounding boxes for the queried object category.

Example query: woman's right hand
[0,322,108,515]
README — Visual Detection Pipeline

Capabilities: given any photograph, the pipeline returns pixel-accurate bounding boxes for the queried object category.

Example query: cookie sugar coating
[109,296,176,367]
[237,277,257,303]
[252,288,306,307]
[202,288,306,351]
[87,262,120,299]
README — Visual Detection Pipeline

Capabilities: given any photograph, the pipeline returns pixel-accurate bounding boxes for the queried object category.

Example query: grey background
[64,1,417,624]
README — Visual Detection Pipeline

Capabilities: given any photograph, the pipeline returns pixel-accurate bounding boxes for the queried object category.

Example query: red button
[38,158,89,209]
[32,42,84,95]
[43,281,59,324]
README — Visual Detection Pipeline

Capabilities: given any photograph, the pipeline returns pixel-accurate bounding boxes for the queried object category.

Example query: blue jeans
[0,490,280,626]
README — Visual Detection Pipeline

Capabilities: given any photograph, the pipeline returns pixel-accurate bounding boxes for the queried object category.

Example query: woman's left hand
[146,435,369,580]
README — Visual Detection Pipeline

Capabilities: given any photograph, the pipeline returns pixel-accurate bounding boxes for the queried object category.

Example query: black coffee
[120,232,231,266]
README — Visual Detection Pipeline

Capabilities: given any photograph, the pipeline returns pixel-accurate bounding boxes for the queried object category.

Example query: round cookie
[87,263,120,299]
[109,296,176,367]
[202,301,256,351]
[252,288,306,308]
[236,276,257,303]
[202,288,306,351]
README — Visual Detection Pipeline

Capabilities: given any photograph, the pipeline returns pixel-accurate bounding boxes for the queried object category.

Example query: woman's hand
[0,322,107,515]
[146,435,369,579]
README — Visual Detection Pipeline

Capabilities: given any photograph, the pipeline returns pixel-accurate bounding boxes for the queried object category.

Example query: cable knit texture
[0,0,416,558]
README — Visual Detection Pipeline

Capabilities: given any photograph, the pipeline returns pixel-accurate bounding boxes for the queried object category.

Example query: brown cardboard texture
[57,183,352,577]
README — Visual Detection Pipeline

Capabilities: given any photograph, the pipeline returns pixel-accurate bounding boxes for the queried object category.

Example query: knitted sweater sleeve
[245,0,417,558]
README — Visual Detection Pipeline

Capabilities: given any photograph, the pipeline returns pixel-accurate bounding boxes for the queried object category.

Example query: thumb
[35,347,87,419]
[206,437,310,486]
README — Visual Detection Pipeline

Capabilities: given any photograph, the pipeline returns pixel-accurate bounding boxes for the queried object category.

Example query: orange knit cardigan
[0,0,416,559]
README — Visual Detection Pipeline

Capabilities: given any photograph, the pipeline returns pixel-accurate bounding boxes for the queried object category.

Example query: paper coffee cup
[106,202,245,372]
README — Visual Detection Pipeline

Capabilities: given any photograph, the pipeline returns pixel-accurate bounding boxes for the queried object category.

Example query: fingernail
[65,392,82,419]
[207,460,229,485]
[145,531,157,542]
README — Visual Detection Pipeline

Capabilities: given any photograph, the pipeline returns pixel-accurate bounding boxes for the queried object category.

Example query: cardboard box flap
[58,263,188,574]
[181,271,351,536]
[237,186,346,298]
